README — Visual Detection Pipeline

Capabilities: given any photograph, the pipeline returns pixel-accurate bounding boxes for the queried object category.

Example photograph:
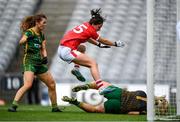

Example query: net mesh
[153,0,179,120]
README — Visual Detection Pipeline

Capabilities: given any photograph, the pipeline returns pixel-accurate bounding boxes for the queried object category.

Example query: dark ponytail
[89,8,105,25]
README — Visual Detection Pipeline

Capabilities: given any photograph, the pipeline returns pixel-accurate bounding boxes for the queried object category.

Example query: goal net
[147,0,180,120]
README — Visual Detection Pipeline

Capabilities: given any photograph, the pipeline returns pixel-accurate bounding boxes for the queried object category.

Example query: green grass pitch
[0,105,146,121]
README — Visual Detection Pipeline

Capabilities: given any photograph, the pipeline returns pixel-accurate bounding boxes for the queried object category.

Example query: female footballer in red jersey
[58,8,124,82]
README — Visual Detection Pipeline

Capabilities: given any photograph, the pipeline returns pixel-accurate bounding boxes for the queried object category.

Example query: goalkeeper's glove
[97,42,111,48]
[114,40,125,47]
[42,57,48,64]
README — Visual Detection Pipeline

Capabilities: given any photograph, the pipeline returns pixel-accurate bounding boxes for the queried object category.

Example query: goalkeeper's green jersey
[120,90,147,114]
[23,28,45,65]
[103,86,146,114]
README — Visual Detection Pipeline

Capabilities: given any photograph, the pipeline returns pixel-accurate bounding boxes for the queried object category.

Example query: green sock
[76,102,83,108]
[86,84,91,88]
[52,103,58,108]
[75,101,81,107]
[12,100,18,106]
[71,99,80,106]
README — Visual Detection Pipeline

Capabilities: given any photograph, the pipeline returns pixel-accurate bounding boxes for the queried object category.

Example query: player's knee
[77,45,86,53]
[47,81,56,90]
[23,83,33,90]
[94,105,104,113]
[89,60,98,68]
[84,59,98,68]
[87,107,101,113]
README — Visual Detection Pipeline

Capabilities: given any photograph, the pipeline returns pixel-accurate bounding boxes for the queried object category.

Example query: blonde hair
[155,96,169,115]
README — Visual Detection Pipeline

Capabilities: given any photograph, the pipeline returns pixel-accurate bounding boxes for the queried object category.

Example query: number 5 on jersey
[73,24,87,33]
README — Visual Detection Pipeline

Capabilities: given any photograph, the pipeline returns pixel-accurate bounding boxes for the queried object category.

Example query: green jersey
[21,28,48,74]
[120,90,147,114]
[103,86,146,114]
[23,28,45,65]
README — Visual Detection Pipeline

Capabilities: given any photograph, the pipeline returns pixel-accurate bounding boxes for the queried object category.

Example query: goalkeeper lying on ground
[62,80,168,115]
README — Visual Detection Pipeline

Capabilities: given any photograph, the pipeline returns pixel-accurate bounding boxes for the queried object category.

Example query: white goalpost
[147,0,180,120]
[147,0,155,120]
[176,0,180,116]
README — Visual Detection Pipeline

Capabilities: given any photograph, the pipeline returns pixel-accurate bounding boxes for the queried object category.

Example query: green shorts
[104,85,122,114]
[23,63,48,74]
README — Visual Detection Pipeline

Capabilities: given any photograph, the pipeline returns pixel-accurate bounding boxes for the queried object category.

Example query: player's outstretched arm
[98,37,125,47]
[88,38,110,48]
[128,111,140,115]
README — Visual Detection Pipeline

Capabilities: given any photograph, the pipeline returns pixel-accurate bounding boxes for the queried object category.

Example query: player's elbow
[94,105,105,113]
[128,111,140,115]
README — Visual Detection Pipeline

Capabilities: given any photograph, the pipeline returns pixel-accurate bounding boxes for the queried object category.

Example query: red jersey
[60,22,99,50]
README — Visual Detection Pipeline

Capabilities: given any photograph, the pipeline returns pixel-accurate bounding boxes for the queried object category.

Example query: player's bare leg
[72,80,116,95]
[8,71,34,112]
[72,53,101,81]
[72,82,97,92]
[71,45,86,82]
[38,71,62,112]
[62,96,104,113]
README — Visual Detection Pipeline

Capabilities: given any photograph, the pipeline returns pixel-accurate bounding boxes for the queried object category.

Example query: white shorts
[58,46,81,63]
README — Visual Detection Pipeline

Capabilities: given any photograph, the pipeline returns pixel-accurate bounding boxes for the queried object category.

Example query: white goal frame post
[176,0,180,116]
[147,0,180,121]
[147,0,155,120]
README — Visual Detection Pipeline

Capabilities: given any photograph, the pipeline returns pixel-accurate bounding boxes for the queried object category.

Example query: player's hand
[114,40,125,47]
[97,43,111,48]
[42,57,48,64]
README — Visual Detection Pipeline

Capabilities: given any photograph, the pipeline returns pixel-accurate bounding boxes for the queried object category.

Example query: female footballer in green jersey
[8,14,61,112]
[62,81,168,115]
